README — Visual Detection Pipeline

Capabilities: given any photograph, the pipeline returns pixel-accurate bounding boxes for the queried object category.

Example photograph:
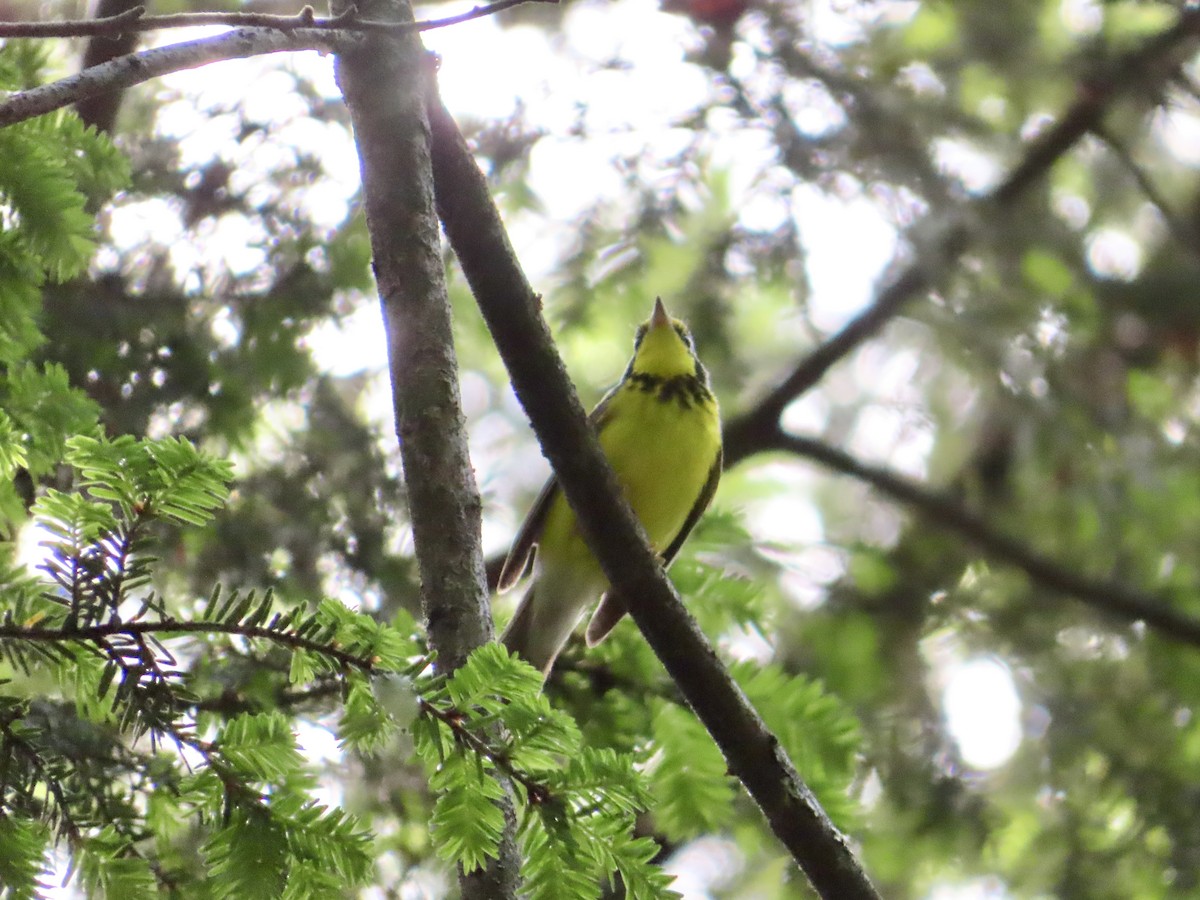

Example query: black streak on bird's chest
[626,372,712,409]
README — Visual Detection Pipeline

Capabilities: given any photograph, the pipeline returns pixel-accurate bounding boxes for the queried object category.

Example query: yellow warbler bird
[498,298,722,676]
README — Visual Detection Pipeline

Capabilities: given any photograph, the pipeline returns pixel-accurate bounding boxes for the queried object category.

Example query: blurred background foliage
[5,0,1200,896]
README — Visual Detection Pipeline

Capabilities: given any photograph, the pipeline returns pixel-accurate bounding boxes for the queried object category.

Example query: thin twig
[0,27,353,129]
[1093,124,1200,255]
[0,0,551,39]
[417,696,553,803]
[767,428,1200,648]
[0,619,375,671]
[192,681,343,715]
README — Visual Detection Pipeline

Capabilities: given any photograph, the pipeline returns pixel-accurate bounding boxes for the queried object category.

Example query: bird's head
[627,298,707,382]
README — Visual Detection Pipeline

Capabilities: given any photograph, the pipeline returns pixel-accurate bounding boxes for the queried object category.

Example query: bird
[497,297,723,677]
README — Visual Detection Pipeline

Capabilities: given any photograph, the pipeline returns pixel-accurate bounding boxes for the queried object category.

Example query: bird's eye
[674,324,695,350]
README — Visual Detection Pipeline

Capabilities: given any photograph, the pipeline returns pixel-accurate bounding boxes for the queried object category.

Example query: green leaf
[429,752,507,872]
[339,674,397,753]
[203,807,289,898]
[647,702,735,841]
[218,712,304,782]
[0,816,49,899]
[77,827,158,899]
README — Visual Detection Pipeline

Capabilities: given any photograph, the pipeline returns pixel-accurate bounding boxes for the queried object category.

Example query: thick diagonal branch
[426,72,881,900]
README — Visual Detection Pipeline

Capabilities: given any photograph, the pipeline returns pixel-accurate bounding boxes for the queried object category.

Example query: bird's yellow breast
[537,378,720,578]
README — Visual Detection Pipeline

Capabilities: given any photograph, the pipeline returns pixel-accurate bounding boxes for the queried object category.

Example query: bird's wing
[586,445,723,646]
[496,476,558,592]
[660,445,723,567]
[496,389,619,593]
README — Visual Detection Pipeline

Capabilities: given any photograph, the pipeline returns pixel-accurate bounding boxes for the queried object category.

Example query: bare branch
[724,224,970,462]
[0,618,376,670]
[1094,124,1200,256]
[765,428,1200,649]
[0,0,552,39]
[0,27,354,129]
[427,65,882,900]
[724,8,1200,462]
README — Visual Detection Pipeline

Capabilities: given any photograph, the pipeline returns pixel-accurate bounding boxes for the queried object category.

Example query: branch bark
[74,0,142,132]
[762,429,1200,648]
[426,71,881,900]
[0,27,354,128]
[332,3,519,896]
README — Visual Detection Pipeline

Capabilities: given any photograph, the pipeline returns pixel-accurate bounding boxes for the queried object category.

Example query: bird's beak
[651,297,671,329]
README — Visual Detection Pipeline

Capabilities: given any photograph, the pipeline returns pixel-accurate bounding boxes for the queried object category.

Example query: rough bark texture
[332,3,520,896]
[75,0,143,132]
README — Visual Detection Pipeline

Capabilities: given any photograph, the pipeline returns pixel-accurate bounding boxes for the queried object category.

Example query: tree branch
[333,2,520,896]
[1093,124,1200,256]
[0,27,355,129]
[74,0,143,132]
[0,618,375,670]
[427,68,881,900]
[724,7,1200,465]
[765,428,1200,649]
[0,0,552,39]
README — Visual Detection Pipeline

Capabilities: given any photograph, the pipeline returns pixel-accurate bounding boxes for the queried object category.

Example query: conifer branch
[417,696,554,804]
[0,619,376,671]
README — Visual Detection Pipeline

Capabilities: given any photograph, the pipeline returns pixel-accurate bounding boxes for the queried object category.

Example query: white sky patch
[721,624,775,663]
[942,657,1023,770]
[927,877,1011,900]
[427,22,551,120]
[1060,0,1103,35]
[783,77,848,138]
[294,719,347,809]
[810,0,920,45]
[108,197,184,254]
[1085,228,1142,281]
[792,185,897,332]
[428,0,702,129]
[742,463,825,548]
[37,850,78,900]
[932,138,1001,194]
[777,545,847,609]
[663,835,743,898]
[1155,101,1200,167]
[305,299,389,376]
[14,520,54,576]
[781,390,831,435]
[849,403,935,479]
